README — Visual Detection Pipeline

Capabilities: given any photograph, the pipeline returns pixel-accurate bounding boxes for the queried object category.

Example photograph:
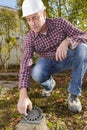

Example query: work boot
[68,94,82,112]
[42,78,56,97]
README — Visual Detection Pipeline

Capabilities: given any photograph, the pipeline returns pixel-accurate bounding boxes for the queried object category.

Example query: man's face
[26,11,46,33]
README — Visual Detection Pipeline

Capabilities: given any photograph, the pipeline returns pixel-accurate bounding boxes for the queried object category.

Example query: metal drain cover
[20,106,43,124]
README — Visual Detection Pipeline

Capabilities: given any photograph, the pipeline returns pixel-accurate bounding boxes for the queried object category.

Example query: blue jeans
[31,44,87,96]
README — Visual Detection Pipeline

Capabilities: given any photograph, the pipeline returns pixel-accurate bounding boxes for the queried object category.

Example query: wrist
[19,87,28,98]
[65,39,70,46]
[65,38,70,46]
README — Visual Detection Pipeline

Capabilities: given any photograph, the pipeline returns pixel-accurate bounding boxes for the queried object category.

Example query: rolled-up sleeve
[19,34,34,89]
[61,18,87,49]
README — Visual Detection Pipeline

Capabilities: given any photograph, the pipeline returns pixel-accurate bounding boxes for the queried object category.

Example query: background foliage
[0,8,20,70]
[0,0,87,70]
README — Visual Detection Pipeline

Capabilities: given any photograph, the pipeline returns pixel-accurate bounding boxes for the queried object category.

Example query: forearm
[18,48,33,90]
[18,64,31,89]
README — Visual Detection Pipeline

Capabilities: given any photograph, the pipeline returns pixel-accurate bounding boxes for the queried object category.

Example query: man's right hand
[17,88,32,116]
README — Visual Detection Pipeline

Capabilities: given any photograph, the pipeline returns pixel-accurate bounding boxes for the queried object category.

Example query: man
[17,0,87,116]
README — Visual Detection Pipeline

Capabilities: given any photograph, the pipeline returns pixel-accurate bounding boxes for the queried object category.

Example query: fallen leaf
[56,98,64,103]
[83,111,87,118]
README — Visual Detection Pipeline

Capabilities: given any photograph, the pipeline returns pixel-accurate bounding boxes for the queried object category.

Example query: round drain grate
[22,106,43,124]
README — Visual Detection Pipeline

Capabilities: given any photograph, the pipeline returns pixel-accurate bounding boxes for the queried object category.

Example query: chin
[33,30,40,33]
[32,27,40,33]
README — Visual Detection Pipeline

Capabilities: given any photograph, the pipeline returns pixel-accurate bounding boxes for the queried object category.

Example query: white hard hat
[22,0,46,17]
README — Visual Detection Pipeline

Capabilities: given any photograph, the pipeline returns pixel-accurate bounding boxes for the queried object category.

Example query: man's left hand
[55,39,70,61]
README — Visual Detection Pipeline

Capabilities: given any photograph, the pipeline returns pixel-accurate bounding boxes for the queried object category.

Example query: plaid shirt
[19,18,87,89]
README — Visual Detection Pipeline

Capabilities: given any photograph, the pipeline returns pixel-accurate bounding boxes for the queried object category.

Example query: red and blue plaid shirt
[19,18,87,89]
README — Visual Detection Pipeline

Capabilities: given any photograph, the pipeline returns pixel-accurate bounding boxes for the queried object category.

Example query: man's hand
[17,88,32,116]
[55,39,70,61]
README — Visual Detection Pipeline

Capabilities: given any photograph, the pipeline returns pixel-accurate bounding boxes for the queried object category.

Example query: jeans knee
[31,65,49,83]
[75,44,87,60]
[31,66,42,82]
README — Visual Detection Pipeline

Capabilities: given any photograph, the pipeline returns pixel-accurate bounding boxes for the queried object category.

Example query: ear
[43,10,46,19]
